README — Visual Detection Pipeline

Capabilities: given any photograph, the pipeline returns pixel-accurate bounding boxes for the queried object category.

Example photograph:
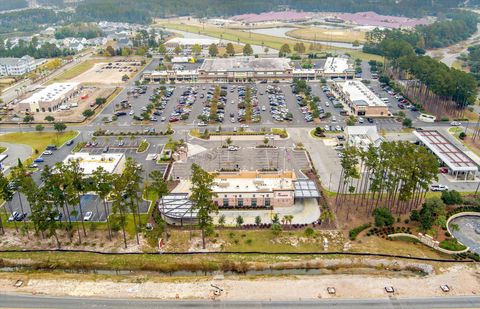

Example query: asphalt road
[1,293,479,308]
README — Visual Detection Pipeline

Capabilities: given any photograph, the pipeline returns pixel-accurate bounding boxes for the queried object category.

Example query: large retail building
[16,82,80,113]
[142,57,355,83]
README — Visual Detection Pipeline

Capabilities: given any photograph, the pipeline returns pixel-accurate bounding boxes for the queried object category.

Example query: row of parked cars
[267,85,292,122]
[33,141,74,164]
[169,86,197,122]
[238,85,261,123]
[200,86,228,124]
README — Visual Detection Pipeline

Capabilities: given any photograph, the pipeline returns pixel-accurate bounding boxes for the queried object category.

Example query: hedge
[349,223,371,240]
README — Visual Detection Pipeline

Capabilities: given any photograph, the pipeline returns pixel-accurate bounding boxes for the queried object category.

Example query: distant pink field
[338,11,429,28]
[231,11,313,22]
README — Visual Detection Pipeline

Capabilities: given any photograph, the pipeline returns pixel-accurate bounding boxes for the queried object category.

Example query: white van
[381,97,389,103]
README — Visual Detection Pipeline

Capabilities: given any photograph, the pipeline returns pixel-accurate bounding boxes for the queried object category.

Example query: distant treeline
[0,0,27,12]
[0,8,71,34]
[363,10,479,55]
[74,0,468,24]
[55,23,103,39]
[0,38,75,58]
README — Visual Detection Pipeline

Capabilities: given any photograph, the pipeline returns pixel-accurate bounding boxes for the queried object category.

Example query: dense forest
[464,45,480,81]
[0,9,71,34]
[74,0,467,23]
[0,0,27,11]
[55,23,103,39]
[0,37,74,58]
[363,10,478,54]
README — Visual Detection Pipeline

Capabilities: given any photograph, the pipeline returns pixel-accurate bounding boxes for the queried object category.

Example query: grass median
[0,131,78,162]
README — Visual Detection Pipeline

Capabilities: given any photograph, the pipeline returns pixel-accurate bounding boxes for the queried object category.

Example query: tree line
[0,0,27,12]
[364,11,478,54]
[0,37,75,59]
[55,23,104,39]
[336,141,439,219]
[73,0,468,24]
[0,8,70,34]
[0,156,162,249]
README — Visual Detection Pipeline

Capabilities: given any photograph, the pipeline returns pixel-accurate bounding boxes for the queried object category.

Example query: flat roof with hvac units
[413,130,478,174]
[323,57,351,75]
[63,152,126,176]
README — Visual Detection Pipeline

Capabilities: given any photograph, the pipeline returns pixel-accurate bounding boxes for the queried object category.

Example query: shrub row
[348,223,371,240]
[366,226,411,237]
[93,130,173,136]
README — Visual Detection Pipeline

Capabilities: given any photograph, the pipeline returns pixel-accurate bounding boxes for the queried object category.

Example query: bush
[349,223,371,240]
[373,207,394,227]
[304,227,315,237]
[441,190,463,205]
[439,238,466,251]
[459,132,466,140]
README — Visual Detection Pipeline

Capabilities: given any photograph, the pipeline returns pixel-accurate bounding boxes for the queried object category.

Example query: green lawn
[0,146,6,153]
[158,21,383,62]
[0,131,78,159]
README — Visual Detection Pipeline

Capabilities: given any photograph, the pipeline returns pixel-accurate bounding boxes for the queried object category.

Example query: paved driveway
[0,141,32,171]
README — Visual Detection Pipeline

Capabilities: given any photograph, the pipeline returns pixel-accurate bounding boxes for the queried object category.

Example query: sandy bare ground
[0,264,478,300]
[72,62,138,85]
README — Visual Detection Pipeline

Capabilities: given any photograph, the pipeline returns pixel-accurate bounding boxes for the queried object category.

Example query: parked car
[83,212,93,221]
[42,150,53,155]
[8,211,19,222]
[29,163,38,168]
[430,184,448,192]
[228,145,239,151]
[66,140,74,146]
[34,157,44,163]
[450,121,461,126]
[46,145,57,151]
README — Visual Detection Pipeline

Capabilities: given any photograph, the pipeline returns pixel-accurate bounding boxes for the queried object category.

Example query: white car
[331,116,337,122]
[450,121,461,126]
[240,124,249,128]
[262,106,266,111]
[430,184,448,192]
[231,118,236,123]
[198,122,207,127]
[325,102,330,107]
[228,145,239,151]
[129,110,134,115]
[42,150,53,155]
[83,211,93,221]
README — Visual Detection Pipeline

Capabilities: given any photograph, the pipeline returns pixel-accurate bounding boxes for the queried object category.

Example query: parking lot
[171,139,311,180]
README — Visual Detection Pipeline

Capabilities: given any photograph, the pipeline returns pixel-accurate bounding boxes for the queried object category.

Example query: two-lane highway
[1,293,479,309]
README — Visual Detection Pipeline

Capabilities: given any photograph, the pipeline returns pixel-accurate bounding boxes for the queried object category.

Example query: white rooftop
[413,130,478,172]
[213,177,294,193]
[21,82,79,104]
[323,57,350,74]
[166,37,220,46]
[337,80,386,107]
[63,152,125,175]
[345,125,384,149]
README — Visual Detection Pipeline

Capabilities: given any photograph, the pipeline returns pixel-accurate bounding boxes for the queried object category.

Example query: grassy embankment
[158,21,383,62]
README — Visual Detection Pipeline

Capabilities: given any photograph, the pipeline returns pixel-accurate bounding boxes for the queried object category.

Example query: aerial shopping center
[142,56,355,83]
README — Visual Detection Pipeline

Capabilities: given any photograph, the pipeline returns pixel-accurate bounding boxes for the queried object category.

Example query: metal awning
[294,179,321,198]
[159,193,197,219]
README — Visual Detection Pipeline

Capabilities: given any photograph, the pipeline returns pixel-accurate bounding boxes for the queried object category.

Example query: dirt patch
[0,227,147,253]
[72,61,141,85]
[0,264,477,300]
